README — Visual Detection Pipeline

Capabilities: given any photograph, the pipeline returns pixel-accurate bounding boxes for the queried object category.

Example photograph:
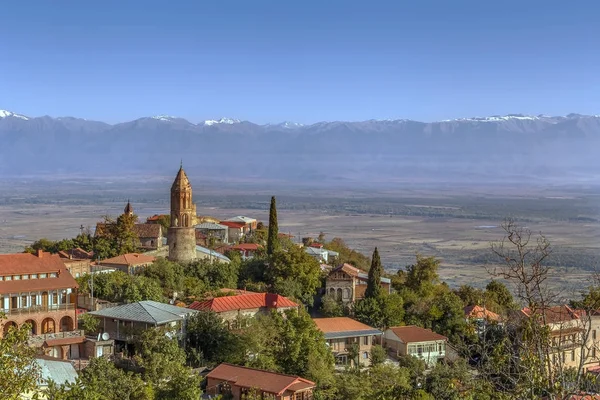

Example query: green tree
[323,237,371,271]
[0,317,40,399]
[266,239,322,305]
[484,280,515,313]
[134,328,202,400]
[266,196,279,256]
[47,356,153,400]
[80,313,100,334]
[139,258,185,298]
[403,255,440,295]
[365,247,383,299]
[370,344,386,366]
[185,310,244,366]
[320,294,344,317]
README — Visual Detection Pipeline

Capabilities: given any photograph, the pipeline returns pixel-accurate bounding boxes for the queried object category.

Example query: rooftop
[0,252,78,294]
[521,305,580,324]
[223,216,257,224]
[219,221,246,229]
[35,356,78,387]
[206,363,315,395]
[189,292,297,313]
[99,253,156,266]
[195,222,228,230]
[313,317,381,339]
[387,325,448,343]
[133,223,163,238]
[464,305,501,322]
[89,300,197,325]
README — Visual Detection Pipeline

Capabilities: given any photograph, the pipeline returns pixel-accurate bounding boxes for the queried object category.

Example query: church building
[167,165,198,263]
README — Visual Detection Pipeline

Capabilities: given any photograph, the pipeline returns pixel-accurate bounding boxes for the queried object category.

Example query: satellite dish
[101,332,110,341]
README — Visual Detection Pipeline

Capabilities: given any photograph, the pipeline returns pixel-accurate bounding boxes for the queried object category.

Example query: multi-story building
[324,263,391,305]
[0,251,84,359]
[313,317,382,368]
[382,325,448,367]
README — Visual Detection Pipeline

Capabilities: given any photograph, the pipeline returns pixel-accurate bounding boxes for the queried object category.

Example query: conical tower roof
[124,200,133,215]
[171,165,192,192]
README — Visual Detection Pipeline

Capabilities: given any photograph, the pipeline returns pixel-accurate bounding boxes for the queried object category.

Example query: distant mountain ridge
[1,109,599,185]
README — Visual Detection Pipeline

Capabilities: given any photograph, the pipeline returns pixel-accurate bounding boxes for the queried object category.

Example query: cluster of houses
[4,167,600,398]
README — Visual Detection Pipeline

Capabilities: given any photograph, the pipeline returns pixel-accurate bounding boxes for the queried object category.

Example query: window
[562,352,566,363]
[363,336,369,346]
[593,348,597,358]
[5,276,11,281]
[363,352,369,359]
[594,330,597,340]
[40,274,47,279]
[30,274,37,279]
[22,274,29,280]
[50,272,57,278]
[13,275,20,280]
[571,350,575,362]
[0,276,3,281]
[438,343,444,352]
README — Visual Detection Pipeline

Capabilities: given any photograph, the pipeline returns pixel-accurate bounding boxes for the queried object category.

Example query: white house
[382,325,448,368]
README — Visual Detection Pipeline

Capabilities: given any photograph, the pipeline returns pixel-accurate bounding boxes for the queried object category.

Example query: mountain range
[1,109,599,185]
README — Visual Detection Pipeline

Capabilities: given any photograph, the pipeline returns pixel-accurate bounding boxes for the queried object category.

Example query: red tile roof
[313,317,376,334]
[309,243,323,248]
[332,263,362,278]
[229,243,262,251]
[206,363,315,395]
[188,292,297,313]
[100,253,156,266]
[58,248,93,260]
[146,214,169,222]
[521,305,579,324]
[464,305,501,322]
[0,252,78,294]
[387,325,447,343]
[219,221,245,229]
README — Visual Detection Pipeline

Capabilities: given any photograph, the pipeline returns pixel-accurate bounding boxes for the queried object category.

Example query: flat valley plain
[1,177,599,295]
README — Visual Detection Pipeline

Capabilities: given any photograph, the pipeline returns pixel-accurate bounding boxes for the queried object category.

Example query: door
[96,345,103,357]
[70,344,80,359]
[42,292,48,309]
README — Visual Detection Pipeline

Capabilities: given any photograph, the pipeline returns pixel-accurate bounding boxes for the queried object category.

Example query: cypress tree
[365,247,383,299]
[267,196,279,255]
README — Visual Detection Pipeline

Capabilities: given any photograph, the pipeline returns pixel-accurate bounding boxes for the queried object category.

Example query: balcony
[4,303,75,316]
[28,329,85,346]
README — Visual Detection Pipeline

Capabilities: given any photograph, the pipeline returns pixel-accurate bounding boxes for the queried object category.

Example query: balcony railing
[28,329,85,345]
[3,303,75,315]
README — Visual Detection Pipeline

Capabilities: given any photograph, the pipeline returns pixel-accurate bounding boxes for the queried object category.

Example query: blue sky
[0,1,598,124]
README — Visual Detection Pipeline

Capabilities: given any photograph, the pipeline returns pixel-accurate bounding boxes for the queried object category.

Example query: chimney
[37,249,43,258]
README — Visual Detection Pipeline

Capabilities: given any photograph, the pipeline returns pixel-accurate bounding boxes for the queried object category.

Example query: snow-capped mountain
[203,117,241,126]
[0,108,598,183]
[0,109,29,120]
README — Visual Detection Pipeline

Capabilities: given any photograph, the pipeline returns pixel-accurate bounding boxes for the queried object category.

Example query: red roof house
[188,292,298,325]
[205,363,315,400]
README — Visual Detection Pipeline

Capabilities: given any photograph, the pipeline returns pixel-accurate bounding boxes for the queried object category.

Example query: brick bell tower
[167,163,197,262]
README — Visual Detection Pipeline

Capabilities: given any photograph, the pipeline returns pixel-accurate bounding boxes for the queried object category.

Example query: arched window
[344,288,351,300]
[336,288,343,301]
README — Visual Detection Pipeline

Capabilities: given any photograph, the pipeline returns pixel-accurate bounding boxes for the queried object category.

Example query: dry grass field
[0,178,599,292]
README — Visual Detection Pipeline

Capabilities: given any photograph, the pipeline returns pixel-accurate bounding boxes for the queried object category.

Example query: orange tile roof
[313,317,376,334]
[100,253,156,266]
[229,243,262,251]
[333,263,362,278]
[219,221,245,229]
[0,252,78,294]
[464,305,501,321]
[188,292,297,313]
[206,363,315,395]
[387,325,447,343]
[521,305,579,324]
